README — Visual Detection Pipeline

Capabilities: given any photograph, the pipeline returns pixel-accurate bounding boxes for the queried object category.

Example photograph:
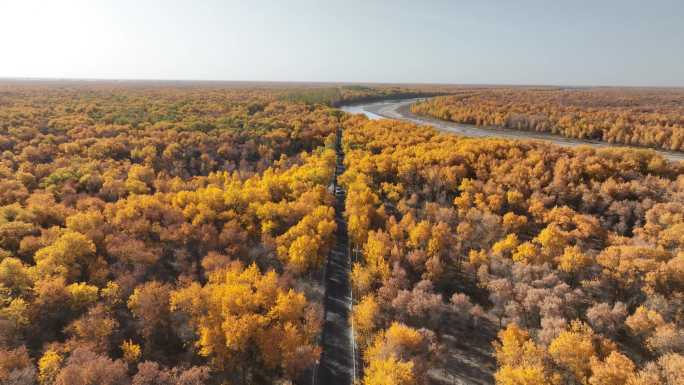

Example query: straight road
[316,128,357,385]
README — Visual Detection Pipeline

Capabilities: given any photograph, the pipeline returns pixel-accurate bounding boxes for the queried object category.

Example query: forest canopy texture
[411,88,684,152]
[1,82,684,385]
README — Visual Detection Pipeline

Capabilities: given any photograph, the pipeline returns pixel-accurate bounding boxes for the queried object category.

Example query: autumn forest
[1,81,684,385]
[412,88,684,152]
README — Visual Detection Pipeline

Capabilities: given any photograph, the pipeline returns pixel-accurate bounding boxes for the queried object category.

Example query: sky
[1,0,683,87]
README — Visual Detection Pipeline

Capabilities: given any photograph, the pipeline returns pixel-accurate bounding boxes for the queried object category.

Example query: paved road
[317,128,357,385]
[341,98,684,162]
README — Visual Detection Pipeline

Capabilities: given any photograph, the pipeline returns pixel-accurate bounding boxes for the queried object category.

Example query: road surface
[341,99,684,162]
[316,127,358,385]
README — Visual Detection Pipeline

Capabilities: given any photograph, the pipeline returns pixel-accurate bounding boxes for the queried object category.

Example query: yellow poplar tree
[170,263,320,381]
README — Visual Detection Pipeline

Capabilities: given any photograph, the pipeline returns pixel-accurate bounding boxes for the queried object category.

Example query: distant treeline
[280,85,448,106]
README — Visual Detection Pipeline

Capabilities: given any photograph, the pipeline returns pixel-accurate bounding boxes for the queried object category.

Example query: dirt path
[341,99,684,162]
[316,128,358,385]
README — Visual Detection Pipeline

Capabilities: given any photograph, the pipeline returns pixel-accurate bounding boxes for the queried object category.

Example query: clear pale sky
[1,0,683,87]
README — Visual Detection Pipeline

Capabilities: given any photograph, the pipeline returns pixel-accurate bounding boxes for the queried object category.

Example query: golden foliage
[121,340,141,364]
[170,263,320,379]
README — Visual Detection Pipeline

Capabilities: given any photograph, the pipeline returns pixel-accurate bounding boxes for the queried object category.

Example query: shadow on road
[316,127,357,385]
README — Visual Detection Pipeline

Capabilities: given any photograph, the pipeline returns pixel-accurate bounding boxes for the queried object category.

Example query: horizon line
[0,76,682,90]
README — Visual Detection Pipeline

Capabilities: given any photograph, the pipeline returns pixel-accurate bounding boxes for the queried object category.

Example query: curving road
[341,98,684,162]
